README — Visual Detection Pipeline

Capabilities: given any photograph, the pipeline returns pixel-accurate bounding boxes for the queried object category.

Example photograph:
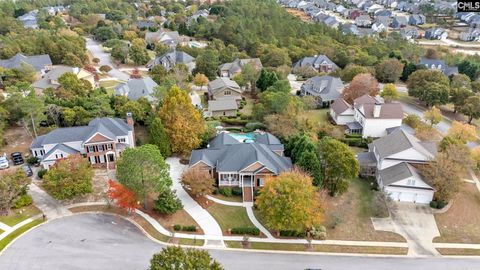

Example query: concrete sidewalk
[166,157,225,247]
[28,183,71,219]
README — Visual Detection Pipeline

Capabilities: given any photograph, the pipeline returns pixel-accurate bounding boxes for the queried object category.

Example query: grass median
[0,219,44,251]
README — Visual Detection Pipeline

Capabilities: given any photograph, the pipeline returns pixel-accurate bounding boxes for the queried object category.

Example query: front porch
[346,121,363,135]
[218,173,256,202]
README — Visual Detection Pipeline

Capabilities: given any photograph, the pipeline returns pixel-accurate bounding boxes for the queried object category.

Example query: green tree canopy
[116,144,171,208]
[149,246,223,270]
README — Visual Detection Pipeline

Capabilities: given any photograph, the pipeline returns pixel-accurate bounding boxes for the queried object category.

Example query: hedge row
[340,137,372,148]
[230,227,260,236]
[173,225,197,232]
[279,230,306,237]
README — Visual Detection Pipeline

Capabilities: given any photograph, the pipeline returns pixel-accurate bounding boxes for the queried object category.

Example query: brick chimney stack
[126,112,134,126]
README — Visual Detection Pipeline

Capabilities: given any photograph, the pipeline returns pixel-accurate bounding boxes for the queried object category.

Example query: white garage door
[399,192,416,202]
[414,193,433,204]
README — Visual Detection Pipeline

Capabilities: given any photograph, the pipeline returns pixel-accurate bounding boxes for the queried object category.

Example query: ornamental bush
[230,227,260,236]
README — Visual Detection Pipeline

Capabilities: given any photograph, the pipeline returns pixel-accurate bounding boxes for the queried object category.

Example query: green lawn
[0,229,3,234]
[99,80,121,92]
[178,238,204,246]
[210,193,243,203]
[0,205,42,227]
[299,109,329,125]
[206,204,254,233]
[0,219,44,251]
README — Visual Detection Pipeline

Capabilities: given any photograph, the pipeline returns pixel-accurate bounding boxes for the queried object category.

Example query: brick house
[189,132,292,202]
[30,114,135,170]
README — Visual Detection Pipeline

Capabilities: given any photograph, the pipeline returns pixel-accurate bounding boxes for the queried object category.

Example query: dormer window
[407,179,416,186]
[224,90,231,96]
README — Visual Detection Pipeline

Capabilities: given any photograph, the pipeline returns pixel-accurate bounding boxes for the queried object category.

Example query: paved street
[85,37,130,81]
[1,214,479,270]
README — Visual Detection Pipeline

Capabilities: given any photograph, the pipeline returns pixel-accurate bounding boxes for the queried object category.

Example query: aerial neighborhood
[0,0,480,269]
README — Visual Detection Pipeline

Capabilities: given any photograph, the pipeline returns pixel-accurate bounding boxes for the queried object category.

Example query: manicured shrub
[309,224,327,240]
[218,187,233,197]
[37,169,47,179]
[403,114,422,129]
[13,194,33,209]
[230,227,260,236]
[26,156,39,165]
[437,200,446,209]
[231,187,243,196]
[429,201,438,208]
[173,224,182,231]
[221,118,249,126]
[153,190,183,215]
[181,225,197,232]
[279,230,306,237]
[245,122,266,131]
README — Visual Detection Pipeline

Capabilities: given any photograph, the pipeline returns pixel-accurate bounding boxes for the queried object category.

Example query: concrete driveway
[85,37,130,82]
[372,203,440,257]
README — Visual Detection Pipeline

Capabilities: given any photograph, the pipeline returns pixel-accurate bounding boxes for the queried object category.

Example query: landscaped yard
[298,109,329,125]
[146,209,202,234]
[206,203,254,234]
[323,178,405,242]
[240,97,254,115]
[0,205,42,227]
[434,183,480,244]
[225,241,407,255]
[209,193,243,203]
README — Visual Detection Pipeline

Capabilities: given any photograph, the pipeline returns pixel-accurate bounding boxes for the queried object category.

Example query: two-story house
[330,95,403,138]
[189,132,292,202]
[292,55,339,74]
[114,77,158,102]
[30,114,135,169]
[357,129,437,203]
[419,58,458,77]
[208,77,243,101]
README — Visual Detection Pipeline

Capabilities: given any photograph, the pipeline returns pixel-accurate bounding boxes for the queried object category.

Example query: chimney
[126,112,134,126]
[72,67,79,74]
[373,102,381,118]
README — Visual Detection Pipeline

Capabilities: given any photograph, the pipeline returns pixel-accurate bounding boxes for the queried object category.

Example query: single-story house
[114,77,158,102]
[300,75,344,107]
[32,66,95,92]
[145,29,180,48]
[147,49,195,73]
[218,58,263,78]
[189,132,292,202]
[0,53,52,75]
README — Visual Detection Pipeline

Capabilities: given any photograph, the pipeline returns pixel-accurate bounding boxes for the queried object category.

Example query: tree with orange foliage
[181,167,215,197]
[342,73,379,104]
[107,179,138,213]
[130,68,142,79]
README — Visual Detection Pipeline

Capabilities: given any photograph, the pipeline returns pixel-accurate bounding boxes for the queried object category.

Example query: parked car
[21,165,33,177]
[0,155,9,169]
[11,152,24,165]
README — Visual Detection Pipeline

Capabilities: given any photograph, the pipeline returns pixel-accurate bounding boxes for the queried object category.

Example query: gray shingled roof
[0,53,51,71]
[42,143,80,161]
[208,77,242,96]
[190,132,291,174]
[114,77,158,102]
[31,117,132,147]
[32,66,91,90]
[149,50,194,69]
[300,75,344,102]
[370,129,437,160]
[293,55,338,70]
[378,162,431,188]
[208,98,238,112]
[219,58,262,75]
